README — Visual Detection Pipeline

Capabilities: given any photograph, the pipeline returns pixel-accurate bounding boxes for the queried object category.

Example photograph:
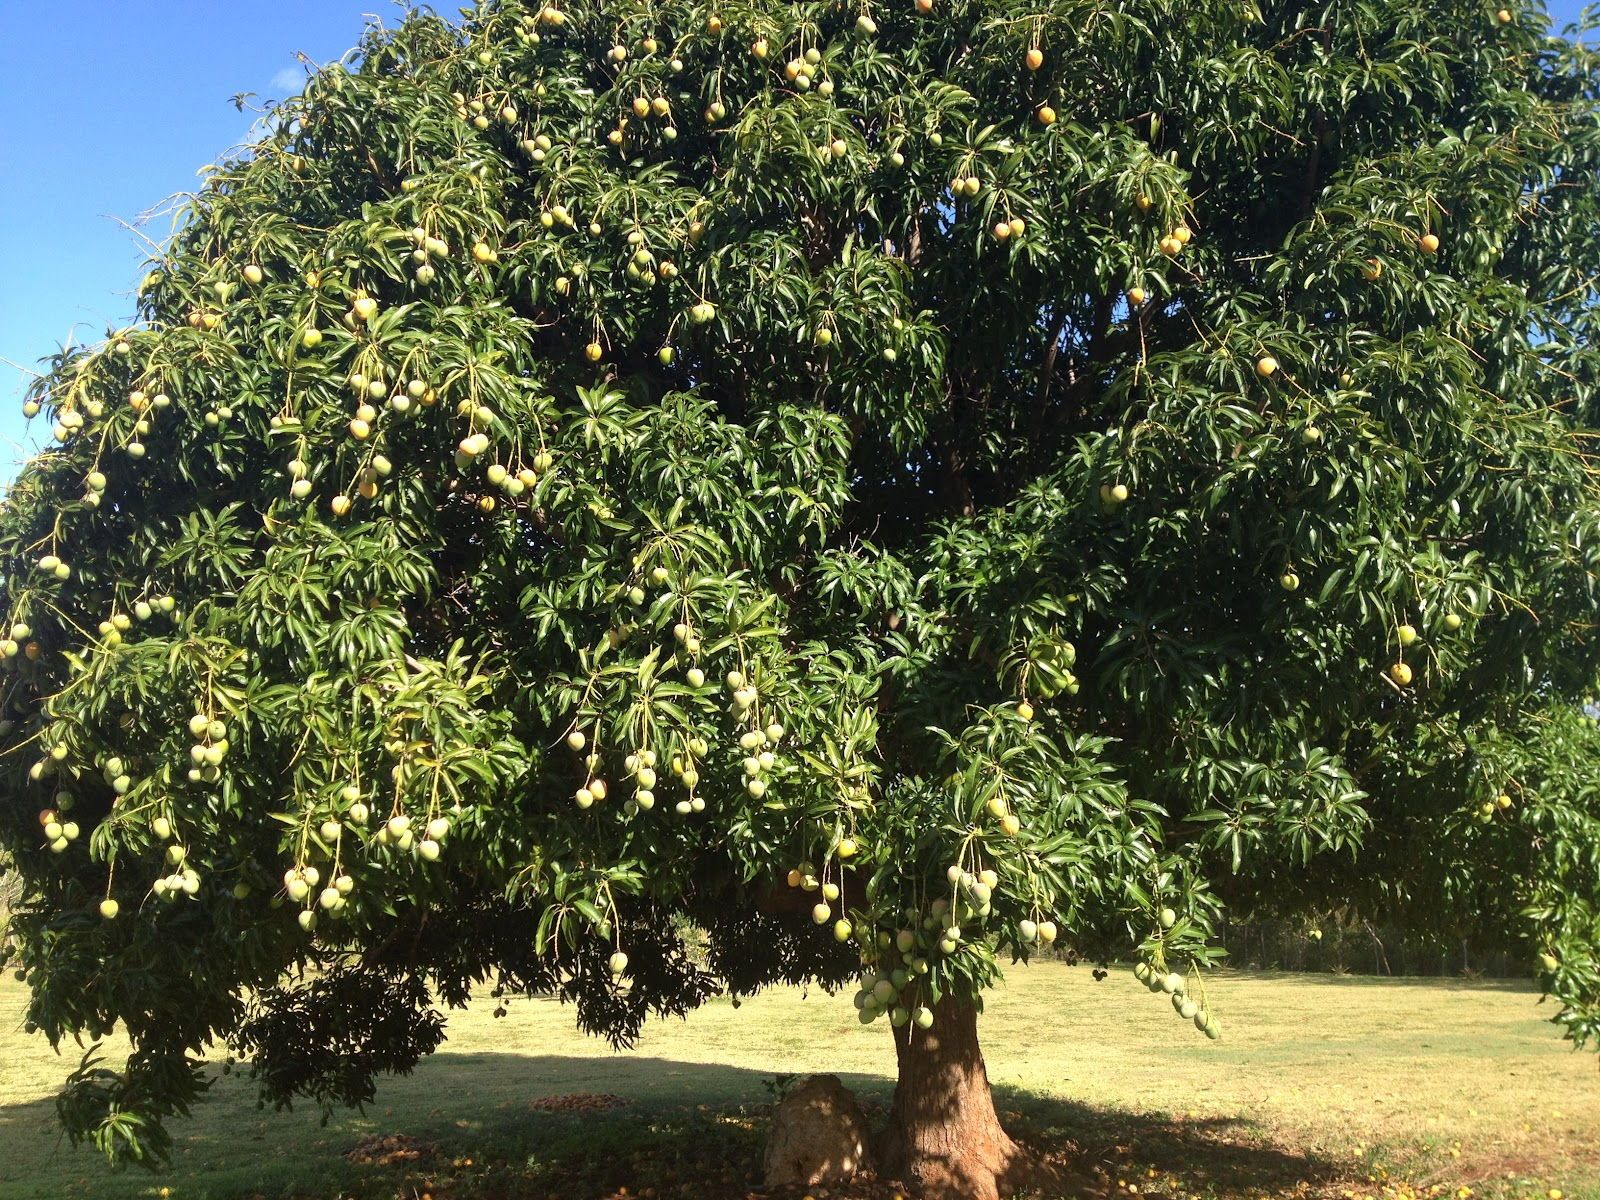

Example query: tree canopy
[2,0,1599,1194]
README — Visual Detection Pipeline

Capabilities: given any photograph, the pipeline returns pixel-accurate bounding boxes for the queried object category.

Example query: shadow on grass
[0,1052,1350,1200]
[1210,968,1537,993]
[999,1087,1344,1199]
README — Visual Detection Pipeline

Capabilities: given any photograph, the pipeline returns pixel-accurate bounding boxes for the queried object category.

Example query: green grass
[1,964,1594,1200]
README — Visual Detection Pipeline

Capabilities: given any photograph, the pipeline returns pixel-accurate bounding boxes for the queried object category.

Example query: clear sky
[0,0,380,473]
[0,1,1591,481]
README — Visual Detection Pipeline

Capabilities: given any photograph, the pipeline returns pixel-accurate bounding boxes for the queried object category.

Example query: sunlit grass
[0,963,1593,1200]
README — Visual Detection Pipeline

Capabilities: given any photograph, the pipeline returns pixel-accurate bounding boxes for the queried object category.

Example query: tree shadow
[1215,968,1537,993]
[0,1048,1356,1200]
[996,1089,1344,1199]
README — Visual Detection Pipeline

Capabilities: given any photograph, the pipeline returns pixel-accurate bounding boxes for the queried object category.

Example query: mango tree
[3,2,1599,1196]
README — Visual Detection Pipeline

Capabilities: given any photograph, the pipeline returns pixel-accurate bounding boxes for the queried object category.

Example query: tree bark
[877,995,1027,1200]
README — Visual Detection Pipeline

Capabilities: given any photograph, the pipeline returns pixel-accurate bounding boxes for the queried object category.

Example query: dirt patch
[344,1132,437,1167]
[527,1092,634,1114]
[589,1182,914,1200]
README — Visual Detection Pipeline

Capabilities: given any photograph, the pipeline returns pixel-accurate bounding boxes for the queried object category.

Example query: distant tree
[2,2,1599,1195]
[0,850,17,930]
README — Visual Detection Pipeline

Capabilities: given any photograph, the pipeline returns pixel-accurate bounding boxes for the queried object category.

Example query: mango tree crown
[2,0,1599,1166]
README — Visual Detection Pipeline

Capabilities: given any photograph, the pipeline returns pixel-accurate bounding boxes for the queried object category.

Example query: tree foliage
[1,0,1598,1166]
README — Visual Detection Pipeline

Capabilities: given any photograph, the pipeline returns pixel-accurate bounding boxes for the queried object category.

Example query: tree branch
[1029,307,1071,440]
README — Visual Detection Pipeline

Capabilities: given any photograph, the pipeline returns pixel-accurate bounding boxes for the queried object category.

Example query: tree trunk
[878,995,1027,1200]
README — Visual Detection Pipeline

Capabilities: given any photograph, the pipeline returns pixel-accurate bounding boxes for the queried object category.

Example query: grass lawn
[0,963,1593,1200]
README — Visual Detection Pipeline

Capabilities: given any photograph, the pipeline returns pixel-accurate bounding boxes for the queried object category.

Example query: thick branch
[1029,307,1072,441]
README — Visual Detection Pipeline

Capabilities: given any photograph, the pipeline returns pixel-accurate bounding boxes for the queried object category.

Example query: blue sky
[0,2,1592,480]
[0,0,379,472]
